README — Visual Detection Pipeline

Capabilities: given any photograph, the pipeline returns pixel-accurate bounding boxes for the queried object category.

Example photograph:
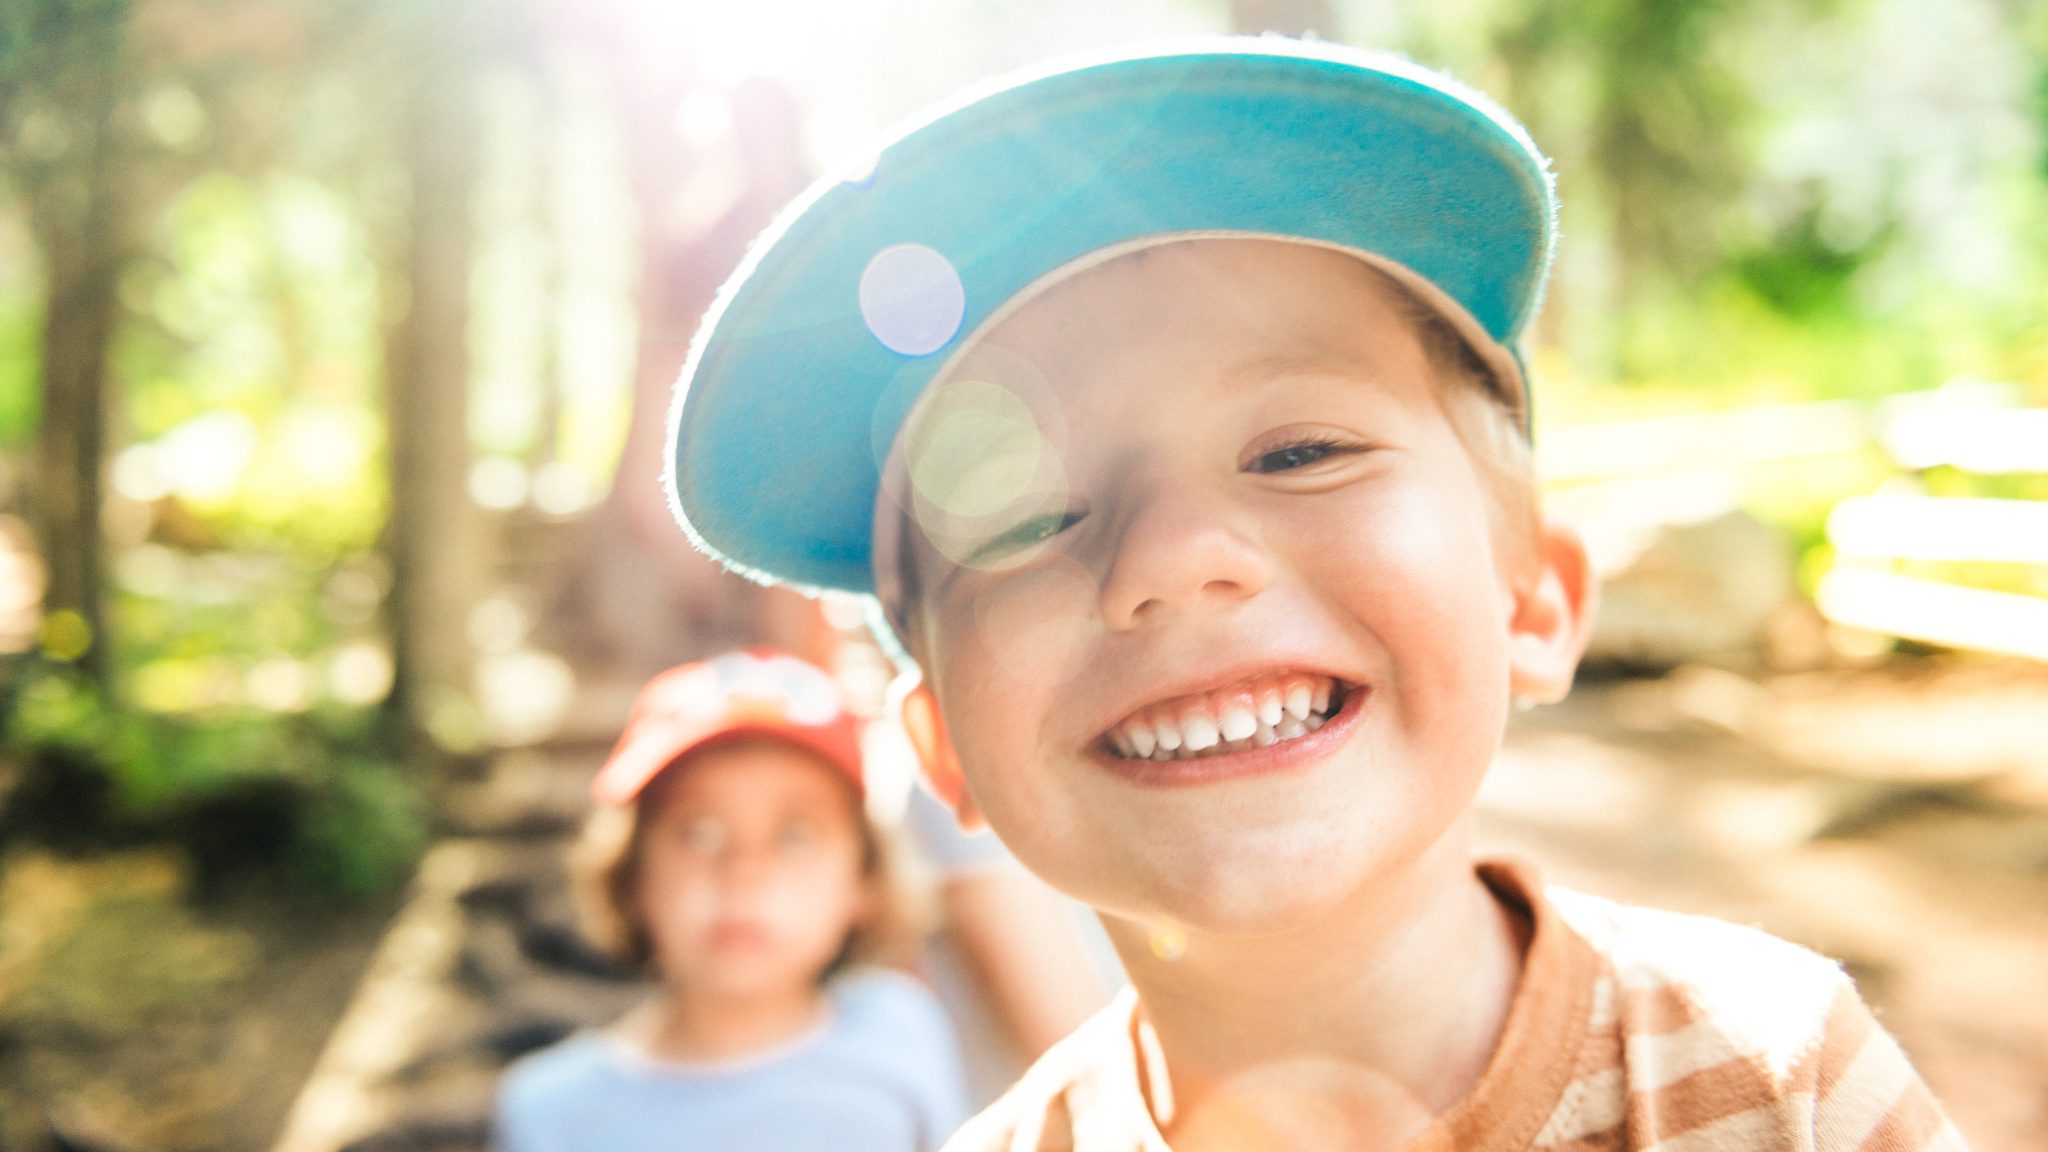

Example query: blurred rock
[1665,664,1772,735]
[1763,601,1834,673]
[1584,511,1797,673]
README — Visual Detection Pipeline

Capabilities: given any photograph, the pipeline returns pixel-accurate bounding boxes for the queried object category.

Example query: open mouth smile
[1101,672,1352,763]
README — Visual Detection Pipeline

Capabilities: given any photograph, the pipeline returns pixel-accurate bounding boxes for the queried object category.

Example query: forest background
[2,0,2046,1148]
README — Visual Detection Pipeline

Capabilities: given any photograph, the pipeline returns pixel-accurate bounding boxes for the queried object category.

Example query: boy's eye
[679,817,728,855]
[968,509,1082,565]
[1244,436,1358,474]
[774,820,821,854]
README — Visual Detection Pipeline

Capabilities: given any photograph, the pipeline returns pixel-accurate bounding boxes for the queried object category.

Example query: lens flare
[860,243,965,356]
[902,377,1072,569]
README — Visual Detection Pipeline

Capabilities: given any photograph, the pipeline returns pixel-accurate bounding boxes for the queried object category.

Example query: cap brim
[669,38,1554,594]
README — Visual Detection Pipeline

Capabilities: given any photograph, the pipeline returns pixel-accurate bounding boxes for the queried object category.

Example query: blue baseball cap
[667,37,1556,595]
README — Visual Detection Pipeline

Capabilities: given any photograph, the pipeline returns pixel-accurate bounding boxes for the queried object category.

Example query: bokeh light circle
[860,243,966,356]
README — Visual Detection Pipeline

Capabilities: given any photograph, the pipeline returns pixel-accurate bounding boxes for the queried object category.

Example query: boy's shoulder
[494,1030,623,1132]
[1544,882,1853,1061]
[941,869,1963,1152]
[825,966,973,1137]
[1532,882,1968,1151]
[824,966,962,1067]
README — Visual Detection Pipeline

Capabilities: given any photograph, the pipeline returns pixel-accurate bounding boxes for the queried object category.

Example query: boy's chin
[1102,836,1416,943]
[1104,882,1359,949]
[664,955,832,1000]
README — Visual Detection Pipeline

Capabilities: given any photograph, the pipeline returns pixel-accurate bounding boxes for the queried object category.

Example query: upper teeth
[1107,675,1343,762]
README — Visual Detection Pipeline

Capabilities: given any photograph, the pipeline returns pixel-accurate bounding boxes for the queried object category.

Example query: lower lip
[1094,687,1367,788]
[708,922,773,950]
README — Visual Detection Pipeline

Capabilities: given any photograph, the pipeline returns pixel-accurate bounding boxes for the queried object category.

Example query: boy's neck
[625,981,830,1065]
[1104,832,1528,1151]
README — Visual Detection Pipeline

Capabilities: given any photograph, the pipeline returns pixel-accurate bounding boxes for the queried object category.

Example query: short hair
[1370,265,1542,565]
[572,738,911,977]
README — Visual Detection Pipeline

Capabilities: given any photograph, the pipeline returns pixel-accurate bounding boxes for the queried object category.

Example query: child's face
[635,739,869,998]
[894,239,1574,936]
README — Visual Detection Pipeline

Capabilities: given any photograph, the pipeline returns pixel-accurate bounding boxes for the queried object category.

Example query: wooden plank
[1816,568,2048,662]
[1882,408,2048,474]
[1828,496,2048,565]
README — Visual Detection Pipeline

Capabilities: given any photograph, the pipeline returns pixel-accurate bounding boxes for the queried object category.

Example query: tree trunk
[382,7,483,760]
[29,35,127,689]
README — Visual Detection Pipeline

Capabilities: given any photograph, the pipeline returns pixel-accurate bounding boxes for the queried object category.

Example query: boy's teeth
[1153,718,1183,752]
[1110,675,1348,763]
[1125,723,1157,758]
[1284,684,1311,721]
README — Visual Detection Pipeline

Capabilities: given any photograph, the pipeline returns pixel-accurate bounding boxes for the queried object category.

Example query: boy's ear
[1506,517,1597,705]
[896,680,986,832]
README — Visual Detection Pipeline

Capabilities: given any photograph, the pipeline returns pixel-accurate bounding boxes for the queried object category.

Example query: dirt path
[0,859,397,1152]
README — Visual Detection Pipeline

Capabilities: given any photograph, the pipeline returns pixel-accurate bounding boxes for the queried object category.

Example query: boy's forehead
[931,239,1424,410]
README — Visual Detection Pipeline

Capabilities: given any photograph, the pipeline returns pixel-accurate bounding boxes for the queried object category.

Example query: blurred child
[663,39,1964,1152]
[493,649,967,1152]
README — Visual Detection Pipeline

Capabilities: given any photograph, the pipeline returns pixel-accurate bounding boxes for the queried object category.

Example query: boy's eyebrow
[1220,349,1379,389]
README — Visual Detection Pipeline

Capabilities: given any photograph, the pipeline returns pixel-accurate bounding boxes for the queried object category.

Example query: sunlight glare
[278,406,374,490]
[662,0,895,88]
[155,410,260,505]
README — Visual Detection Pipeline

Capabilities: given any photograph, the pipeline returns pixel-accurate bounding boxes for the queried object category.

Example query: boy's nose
[711,843,776,889]
[1096,480,1273,629]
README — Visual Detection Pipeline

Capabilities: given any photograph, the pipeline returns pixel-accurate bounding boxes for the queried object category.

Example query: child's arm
[904,782,1115,1060]
[940,868,1114,1058]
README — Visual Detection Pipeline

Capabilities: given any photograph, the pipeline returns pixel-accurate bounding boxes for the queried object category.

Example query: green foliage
[1615,279,1951,406]
[1390,0,2048,402]
[291,753,427,898]
[2,662,426,899]
[115,172,390,554]
[0,207,40,447]
[1730,203,1889,322]
[0,0,132,103]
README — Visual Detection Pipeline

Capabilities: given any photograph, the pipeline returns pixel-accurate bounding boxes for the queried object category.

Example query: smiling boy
[663,39,1963,1152]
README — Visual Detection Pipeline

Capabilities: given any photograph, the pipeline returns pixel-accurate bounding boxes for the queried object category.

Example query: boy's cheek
[965,555,1099,686]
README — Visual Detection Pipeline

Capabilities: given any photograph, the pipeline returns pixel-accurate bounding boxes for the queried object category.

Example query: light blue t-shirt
[493,968,969,1152]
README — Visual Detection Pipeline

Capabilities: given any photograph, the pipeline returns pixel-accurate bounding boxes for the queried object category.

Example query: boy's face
[893,239,1585,936]
[636,738,869,997]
